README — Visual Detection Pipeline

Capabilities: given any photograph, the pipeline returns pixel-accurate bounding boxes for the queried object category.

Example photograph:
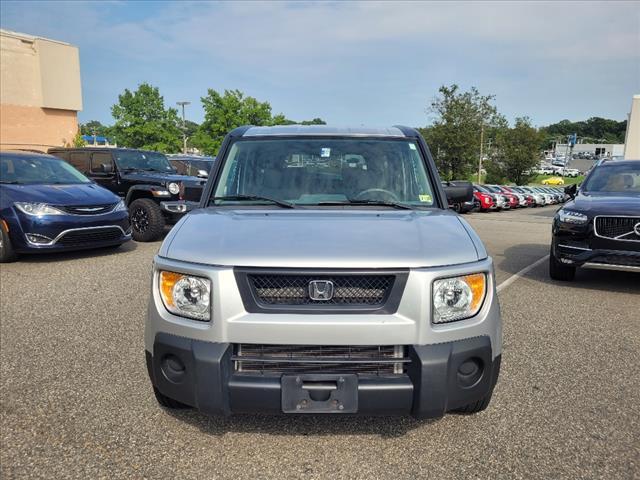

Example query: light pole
[176,101,190,154]
[477,121,484,184]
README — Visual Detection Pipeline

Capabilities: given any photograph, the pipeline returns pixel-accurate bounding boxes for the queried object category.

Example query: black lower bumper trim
[554,243,640,268]
[147,333,500,418]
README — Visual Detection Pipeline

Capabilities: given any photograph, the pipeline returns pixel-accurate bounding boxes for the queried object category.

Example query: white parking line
[496,255,550,293]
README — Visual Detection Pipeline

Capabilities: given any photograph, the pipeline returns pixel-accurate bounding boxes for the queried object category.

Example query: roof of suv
[241,125,413,138]
[48,147,161,154]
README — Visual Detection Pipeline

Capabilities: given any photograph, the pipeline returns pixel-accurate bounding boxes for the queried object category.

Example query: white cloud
[2,0,638,125]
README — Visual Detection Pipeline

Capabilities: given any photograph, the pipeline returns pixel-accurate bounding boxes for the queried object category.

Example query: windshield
[475,185,491,193]
[0,154,91,185]
[189,160,213,173]
[211,138,437,207]
[582,163,640,194]
[114,150,174,172]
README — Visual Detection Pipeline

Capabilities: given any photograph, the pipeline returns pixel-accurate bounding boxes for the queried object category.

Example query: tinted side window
[91,152,114,174]
[52,151,70,161]
[171,160,188,175]
[69,152,89,172]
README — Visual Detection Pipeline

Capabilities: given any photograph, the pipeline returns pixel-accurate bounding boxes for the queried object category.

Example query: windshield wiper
[316,199,414,210]
[0,180,20,184]
[210,195,296,209]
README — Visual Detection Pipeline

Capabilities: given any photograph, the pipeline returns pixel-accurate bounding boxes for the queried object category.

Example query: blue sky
[1,1,639,127]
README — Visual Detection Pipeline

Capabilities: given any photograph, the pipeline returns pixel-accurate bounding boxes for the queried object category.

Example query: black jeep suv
[550,159,640,280]
[48,148,206,241]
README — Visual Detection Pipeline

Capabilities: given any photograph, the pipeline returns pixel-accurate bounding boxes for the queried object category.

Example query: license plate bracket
[281,374,358,413]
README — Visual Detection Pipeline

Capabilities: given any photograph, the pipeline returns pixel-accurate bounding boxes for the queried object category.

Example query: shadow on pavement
[164,408,438,437]
[12,240,138,264]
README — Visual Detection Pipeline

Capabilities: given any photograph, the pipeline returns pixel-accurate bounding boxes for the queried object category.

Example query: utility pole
[477,122,484,184]
[176,101,190,154]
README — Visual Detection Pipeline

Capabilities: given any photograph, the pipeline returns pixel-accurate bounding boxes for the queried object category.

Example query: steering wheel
[353,188,400,202]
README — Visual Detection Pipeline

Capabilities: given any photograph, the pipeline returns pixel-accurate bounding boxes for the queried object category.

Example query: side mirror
[443,180,473,204]
[99,163,113,174]
[564,183,577,198]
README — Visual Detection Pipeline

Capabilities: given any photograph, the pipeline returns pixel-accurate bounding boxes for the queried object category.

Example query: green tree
[194,89,328,154]
[300,118,327,125]
[539,117,627,148]
[110,83,182,152]
[423,84,504,180]
[488,117,542,185]
[80,120,109,137]
[183,120,199,138]
[271,113,297,125]
[195,89,273,155]
[271,115,327,126]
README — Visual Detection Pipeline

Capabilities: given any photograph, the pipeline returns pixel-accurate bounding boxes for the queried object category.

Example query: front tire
[549,249,576,281]
[130,198,165,242]
[0,224,18,263]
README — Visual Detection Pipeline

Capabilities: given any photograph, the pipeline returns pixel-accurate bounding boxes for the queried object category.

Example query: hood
[121,171,204,186]
[161,209,483,268]
[1,183,119,206]
[568,192,640,217]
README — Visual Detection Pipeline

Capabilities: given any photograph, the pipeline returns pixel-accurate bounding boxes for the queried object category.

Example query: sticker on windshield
[409,143,417,150]
[320,148,331,158]
[419,194,432,202]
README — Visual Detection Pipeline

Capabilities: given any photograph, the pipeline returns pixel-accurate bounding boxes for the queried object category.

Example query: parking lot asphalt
[1,207,638,479]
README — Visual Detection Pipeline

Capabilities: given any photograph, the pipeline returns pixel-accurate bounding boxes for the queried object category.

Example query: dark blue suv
[0,151,131,262]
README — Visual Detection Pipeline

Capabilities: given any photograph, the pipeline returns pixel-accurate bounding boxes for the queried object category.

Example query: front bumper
[160,200,199,223]
[552,217,640,272]
[146,333,501,418]
[5,209,131,253]
[553,242,640,272]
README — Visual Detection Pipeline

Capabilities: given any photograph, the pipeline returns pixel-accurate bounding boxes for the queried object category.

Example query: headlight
[14,202,65,216]
[433,273,486,324]
[167,182,180,195]
[114,200,127,212]
[159,271,211,321]
[557,209,588,224]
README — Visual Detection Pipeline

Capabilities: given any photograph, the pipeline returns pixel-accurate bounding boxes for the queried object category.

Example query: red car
[486,184,519,209]
[473,187,496,212]
[502,186,535,207]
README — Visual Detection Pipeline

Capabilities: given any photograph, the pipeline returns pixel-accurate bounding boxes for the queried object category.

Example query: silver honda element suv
[145,125,502,418]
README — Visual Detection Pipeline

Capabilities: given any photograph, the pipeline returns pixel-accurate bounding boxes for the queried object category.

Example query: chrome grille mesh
[248,274,394,306]
[59,203,117,215]
[595,216,640,241]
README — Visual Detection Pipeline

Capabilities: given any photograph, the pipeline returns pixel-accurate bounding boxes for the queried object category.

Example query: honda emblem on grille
[308,280,334,301]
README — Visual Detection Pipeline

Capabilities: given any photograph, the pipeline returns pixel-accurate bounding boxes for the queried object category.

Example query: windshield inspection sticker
[320,148,331,158]
[409,143,417,150]
[419,194,432,202]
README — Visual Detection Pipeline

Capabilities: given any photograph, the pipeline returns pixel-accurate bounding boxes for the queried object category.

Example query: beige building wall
[0,29,82,151]
[623,95,640,160]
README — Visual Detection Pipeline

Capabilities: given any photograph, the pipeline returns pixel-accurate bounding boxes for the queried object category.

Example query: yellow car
[542,176,565,185]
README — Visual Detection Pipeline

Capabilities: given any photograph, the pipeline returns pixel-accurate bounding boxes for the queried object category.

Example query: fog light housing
[25,233,52,244]
[457,358,483,388]
[160,354,186,383]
